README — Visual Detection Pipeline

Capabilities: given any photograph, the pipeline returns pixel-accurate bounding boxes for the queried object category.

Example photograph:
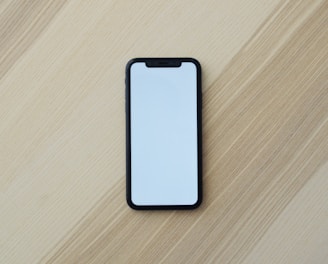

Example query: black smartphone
[126,58,202,210]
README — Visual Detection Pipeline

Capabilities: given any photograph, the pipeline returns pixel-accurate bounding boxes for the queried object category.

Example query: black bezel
[125,58,202,210]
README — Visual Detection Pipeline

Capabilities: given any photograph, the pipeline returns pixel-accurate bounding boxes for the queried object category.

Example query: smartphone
[126,58,202,209]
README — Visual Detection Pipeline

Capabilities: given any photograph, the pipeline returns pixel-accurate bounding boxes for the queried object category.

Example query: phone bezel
[125,58,202,210]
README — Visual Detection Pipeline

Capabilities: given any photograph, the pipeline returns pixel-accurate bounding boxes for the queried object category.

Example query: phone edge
[125,57,202,210]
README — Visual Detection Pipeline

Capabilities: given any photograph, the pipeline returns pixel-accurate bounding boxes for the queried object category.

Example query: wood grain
[0,0,327,263]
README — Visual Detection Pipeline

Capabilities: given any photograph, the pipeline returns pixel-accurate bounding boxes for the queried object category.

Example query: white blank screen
[130,62,198,205]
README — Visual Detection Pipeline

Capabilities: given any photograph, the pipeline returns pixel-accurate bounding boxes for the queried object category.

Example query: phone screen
[126,59,201,209]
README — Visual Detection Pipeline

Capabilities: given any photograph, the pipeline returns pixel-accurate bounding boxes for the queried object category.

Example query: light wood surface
[1,1,327,263]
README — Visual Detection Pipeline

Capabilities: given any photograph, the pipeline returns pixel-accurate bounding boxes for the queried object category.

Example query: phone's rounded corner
[126,58,140,72]
[126,197,141,210]
[183,58,201,71]
[189,195,202,209]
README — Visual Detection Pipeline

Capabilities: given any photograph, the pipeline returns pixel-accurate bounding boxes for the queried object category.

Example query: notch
[146,59,181,67]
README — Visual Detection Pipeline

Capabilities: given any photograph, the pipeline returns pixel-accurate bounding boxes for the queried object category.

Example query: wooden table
[1,1,327,263]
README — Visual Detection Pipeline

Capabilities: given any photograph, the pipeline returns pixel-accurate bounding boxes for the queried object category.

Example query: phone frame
[125,58,202,210]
